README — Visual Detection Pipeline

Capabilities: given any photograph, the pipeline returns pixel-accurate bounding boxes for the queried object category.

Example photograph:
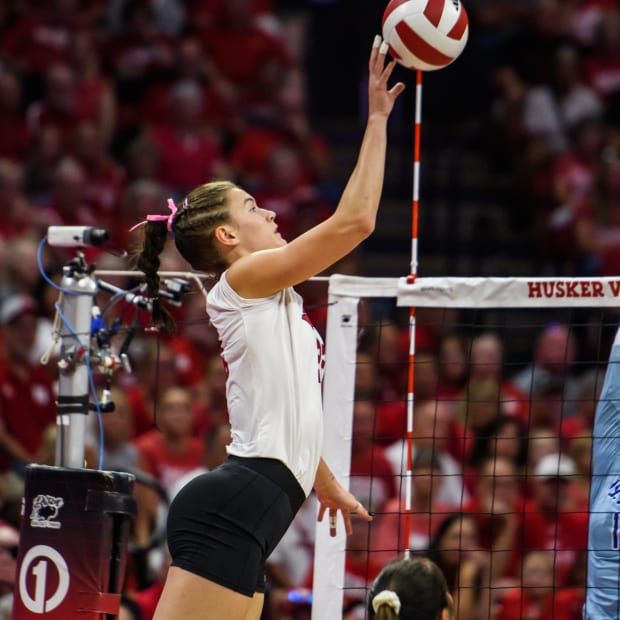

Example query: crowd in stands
[0,1,617,619]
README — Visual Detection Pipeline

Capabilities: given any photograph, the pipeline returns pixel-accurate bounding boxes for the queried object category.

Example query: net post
[311,284,360,620]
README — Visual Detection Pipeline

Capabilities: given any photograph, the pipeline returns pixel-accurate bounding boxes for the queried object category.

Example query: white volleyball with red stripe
[382,0,469,71]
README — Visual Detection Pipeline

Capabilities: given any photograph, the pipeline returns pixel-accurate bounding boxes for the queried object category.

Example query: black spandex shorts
[166,455,306,597]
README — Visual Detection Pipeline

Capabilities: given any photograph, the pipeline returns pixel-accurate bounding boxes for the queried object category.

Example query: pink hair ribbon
[129,198,178,232]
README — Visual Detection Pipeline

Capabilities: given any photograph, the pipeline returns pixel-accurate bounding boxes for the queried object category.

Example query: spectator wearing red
[166,334,205,391]
[412,350,441,401]
[0,0,79,86]
[349,398,397,517]
[193,0,291,111]
[89,387,138,474]
[252,145,333,241]
[115,179,166,250]
[425,513,492,620]
[461,455,523,582]
[469,332,530,420]
[522,452,588,587]
[567,435,592,512]
[124,134,161,186]
[451,377,503,465]
[559,366,603,444]
[242,52,294,126]
[551,550,587,620]
[71,121,126,227]
[543,116,604,270]
[465,414,528,497]
[303,513,384,616]
[173,291,220,361]
[495,551,555,620]
[187,0,274,30]
[140,37,230,131]
[146,79,229,196]
[104,1,175,79]
[437,331,469,401]
[23,124,64,204]
[358,320,410,401]
[354,350,405,446]
[167,422,233,502]
[371,447,459,566]
[524,427,562,481]
[121,336,181,439]
[497,547,587,619]
[134,385,204,497]
[551,117,603,220]
[0,160,39,241]
[68,29,117,146]
[230,68,331,189]
[0,295,56,474]
[194,353,230,437]
[0,234,46,302]
[26,63,93,150]
[103,0,175,140]
[386,400,470,508]
[37,156,99,229]
[511,323,581,417]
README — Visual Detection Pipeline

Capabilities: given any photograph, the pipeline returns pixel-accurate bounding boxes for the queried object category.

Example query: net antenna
[403,68,424,561]
[311,65,425,618]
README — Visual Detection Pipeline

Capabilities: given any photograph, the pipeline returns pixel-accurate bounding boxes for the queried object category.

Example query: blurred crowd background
[0,0,618,619]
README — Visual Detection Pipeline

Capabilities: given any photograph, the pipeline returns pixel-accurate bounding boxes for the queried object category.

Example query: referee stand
[13,227,139,619]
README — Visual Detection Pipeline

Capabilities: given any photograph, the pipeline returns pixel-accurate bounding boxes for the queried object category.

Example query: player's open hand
[316,479,372,537]
[368,35,405,119]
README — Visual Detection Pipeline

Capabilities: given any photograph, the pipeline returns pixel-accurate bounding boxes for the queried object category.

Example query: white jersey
[206,272,325,496]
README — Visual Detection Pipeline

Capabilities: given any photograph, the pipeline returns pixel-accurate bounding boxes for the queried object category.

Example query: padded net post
[13,465,136,619]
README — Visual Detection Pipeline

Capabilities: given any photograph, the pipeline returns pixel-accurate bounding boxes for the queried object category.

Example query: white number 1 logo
[18,545,70,613]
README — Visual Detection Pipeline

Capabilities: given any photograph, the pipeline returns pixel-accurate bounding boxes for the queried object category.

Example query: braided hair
[368,557,452,620]
[135,180,237,332]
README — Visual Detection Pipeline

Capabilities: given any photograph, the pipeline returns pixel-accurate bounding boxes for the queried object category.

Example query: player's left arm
[313,458,372,537]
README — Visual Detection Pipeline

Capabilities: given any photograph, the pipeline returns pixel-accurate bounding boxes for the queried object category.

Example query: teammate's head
[368,557,454,620]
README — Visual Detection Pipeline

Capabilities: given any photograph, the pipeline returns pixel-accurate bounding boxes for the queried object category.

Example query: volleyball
[382,0,469,71]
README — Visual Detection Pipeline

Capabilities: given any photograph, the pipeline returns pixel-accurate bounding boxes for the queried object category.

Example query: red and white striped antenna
[382,0,469,561]
[403,68,423,559]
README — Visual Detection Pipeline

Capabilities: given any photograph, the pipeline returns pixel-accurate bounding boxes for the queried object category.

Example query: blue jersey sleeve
[585,329,620,619]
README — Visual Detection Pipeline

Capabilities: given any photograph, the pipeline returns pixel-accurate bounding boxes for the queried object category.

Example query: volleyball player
[132,36,405,620]
[368,557,455,620]
[584,326,620,619]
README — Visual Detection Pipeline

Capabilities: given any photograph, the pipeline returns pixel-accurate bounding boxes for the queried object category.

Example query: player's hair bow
[372,590,401,615]
[129,198,179,232]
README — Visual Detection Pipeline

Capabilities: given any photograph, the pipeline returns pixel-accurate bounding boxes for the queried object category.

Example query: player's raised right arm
[227,37,405,299]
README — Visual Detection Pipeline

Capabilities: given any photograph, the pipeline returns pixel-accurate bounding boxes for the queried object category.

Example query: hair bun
[372,590,401,615]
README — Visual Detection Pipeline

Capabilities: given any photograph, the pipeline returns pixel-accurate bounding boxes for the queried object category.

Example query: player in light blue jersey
[585,326,620,618]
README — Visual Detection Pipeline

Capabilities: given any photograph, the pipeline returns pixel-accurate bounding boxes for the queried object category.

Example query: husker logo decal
[526,280,620,299]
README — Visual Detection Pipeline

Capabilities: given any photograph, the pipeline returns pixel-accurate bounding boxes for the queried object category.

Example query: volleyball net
[313,273,620,620]
[32,262,620,618]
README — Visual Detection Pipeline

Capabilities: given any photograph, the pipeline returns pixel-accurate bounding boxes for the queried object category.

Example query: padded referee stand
[13,464,136,619]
